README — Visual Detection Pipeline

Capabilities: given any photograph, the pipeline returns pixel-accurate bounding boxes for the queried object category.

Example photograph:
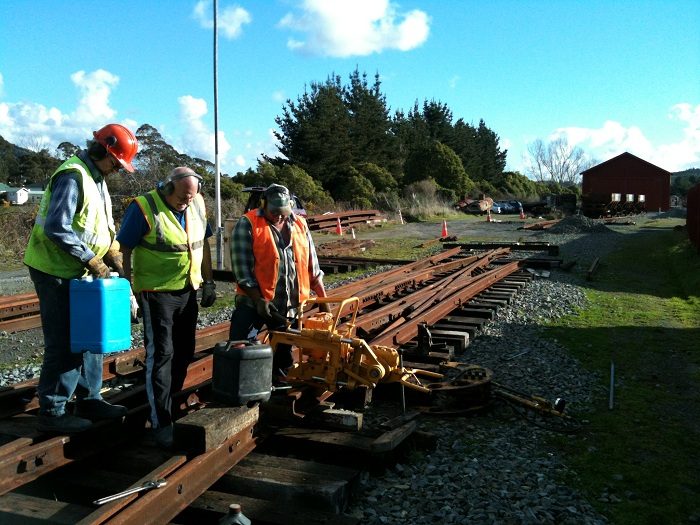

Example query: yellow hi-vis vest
[236,211,311,303]
[131,190,207,293]
[24,156,114,278]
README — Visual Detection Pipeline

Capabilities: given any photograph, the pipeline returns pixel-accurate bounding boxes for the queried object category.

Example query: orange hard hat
[93,124,138,173]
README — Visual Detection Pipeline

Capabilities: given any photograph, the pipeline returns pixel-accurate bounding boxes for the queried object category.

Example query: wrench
[93,478,167,505]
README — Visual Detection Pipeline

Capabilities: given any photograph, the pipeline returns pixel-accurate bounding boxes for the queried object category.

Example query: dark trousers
[29,266,103,416]
[228,302,295,375]
[141,287,197,428]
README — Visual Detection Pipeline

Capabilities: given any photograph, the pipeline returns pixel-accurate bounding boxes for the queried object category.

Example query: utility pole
[213,0,224,270]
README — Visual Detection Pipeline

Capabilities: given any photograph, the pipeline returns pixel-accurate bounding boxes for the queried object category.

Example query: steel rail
[0,351,219,496]
[369,260,522,347]
[0,248,530,518]
[351,253,501,337]
[0,249,508,419]
[0,323,231,419]
[0,293,41,332]
[75,427,256,525]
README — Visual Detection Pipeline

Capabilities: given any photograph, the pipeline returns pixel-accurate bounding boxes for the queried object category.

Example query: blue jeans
[229,300,295,374]
[29,266,103,417]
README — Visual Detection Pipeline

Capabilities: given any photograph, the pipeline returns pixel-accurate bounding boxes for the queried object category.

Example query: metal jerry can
[212,340,273,406]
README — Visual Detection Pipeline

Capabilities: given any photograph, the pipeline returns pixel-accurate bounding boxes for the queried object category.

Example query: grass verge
[544,227,700,524]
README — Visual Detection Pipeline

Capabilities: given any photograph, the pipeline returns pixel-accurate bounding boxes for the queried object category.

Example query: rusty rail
[306,209,386,232]
[0,292,41,332]
[518,219,560,230]
[0,247,529,521]
[370,261,521,346]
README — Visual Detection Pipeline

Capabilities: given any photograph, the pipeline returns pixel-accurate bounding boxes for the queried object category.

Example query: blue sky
[1,0,699,177]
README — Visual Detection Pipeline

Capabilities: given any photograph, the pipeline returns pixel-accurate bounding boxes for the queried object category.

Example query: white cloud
[448,75,459,89]
[552,104,700,172]
[70,69,119,124]
[272,90,286,103]
[177,95,232,166]
[193,0,251,39]
[279,0,430,57]
[0,69,125,151]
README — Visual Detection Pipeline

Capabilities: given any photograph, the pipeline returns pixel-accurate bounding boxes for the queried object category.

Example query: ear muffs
[161,171,203,195]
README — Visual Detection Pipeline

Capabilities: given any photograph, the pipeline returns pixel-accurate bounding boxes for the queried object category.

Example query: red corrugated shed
[687,182,700,252]
[581,152,671,213]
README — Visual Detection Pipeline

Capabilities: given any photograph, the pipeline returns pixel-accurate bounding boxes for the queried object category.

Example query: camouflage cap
[264,184,292,215]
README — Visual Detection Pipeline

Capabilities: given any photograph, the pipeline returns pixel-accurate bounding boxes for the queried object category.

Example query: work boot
[74,399,128,420]
[37,413,92,433]
[153,425,174,449]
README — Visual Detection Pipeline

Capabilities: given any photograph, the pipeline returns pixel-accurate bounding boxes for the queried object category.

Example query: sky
[1,0,699,178]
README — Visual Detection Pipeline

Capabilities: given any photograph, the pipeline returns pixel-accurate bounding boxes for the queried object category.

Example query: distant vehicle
[242,186,307,217]
[493,201,511,213]
[491,203,502,214]
[493,200,522,214]
[522,194,577,216]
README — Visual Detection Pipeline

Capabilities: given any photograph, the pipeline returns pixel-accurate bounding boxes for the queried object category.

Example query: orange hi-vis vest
[236,211,311,303]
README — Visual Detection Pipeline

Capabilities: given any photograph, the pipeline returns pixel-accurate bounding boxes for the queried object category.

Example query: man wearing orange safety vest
[229,183,328,380]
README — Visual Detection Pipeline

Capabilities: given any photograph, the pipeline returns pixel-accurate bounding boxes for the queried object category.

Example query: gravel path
[0,212,682,524]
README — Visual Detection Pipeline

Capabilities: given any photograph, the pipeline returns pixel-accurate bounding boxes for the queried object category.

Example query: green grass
[544,228,700,524]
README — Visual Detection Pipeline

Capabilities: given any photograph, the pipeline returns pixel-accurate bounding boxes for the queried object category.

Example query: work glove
[200,281,217,308]
[253,296,274,320]
[318,302,331,313]
[130,291,141,323]
[85,256,111,279]
[103,245,124,277]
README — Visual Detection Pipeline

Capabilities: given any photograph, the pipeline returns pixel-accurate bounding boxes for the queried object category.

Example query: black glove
[200,281,216,308]
[254,296,274,320]
[318,302,331,313]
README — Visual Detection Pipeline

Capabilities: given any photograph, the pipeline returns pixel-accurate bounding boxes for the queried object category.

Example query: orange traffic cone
[486,210,493,222]
[519,206,525,220]
[441,219,448,238]
[335,217,343,235]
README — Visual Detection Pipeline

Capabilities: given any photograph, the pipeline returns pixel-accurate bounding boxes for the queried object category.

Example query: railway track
[0,247,550,524]
[0,292,41,333]
[0,257,412,334]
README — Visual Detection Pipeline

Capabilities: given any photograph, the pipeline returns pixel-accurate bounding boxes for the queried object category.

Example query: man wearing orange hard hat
[24,123,138,434]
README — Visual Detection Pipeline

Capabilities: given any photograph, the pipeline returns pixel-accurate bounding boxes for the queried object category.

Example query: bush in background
[0,206,36,269]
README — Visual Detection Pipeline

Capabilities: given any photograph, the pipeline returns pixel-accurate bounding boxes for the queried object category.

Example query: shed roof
[581,152,670,176]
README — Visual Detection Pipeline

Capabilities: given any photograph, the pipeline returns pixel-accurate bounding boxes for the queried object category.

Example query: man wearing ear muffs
[229,183,328,382]
[24,123,136,434]
[117,166,215,449]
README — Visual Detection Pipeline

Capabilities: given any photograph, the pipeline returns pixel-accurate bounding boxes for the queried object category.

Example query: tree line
[4,68,637,216]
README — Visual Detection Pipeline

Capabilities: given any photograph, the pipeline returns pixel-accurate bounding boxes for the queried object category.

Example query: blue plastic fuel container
[70,274,131,354]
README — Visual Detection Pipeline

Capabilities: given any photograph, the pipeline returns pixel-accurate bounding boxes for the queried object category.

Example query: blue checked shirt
[231,209,324,318]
